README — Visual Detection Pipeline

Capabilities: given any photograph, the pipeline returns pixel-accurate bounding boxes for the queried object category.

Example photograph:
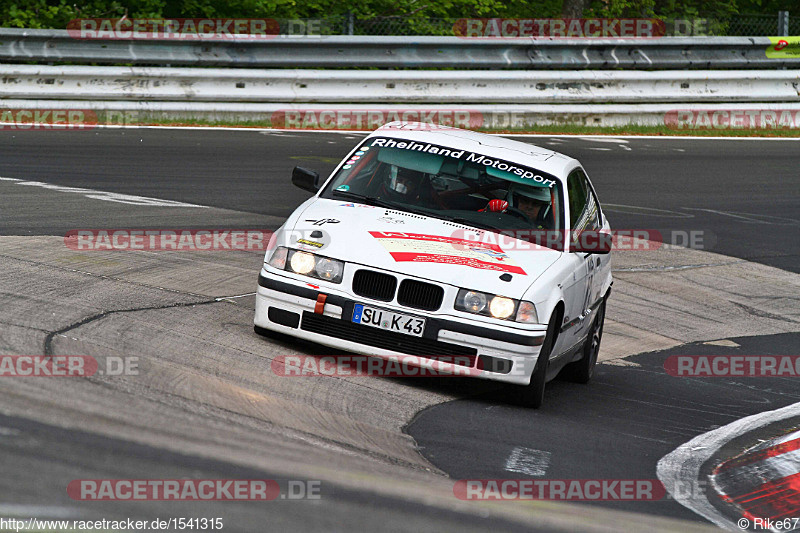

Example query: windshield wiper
[330,190,408,210]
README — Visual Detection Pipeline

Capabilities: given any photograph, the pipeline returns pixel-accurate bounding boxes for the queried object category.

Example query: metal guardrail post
[778,11,789,36]
[347,12,354,36]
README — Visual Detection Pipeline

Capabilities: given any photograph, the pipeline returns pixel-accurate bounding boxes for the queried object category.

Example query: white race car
[255,122,612,407]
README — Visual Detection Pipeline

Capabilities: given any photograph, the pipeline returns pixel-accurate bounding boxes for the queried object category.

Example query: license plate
[352,304,425,337]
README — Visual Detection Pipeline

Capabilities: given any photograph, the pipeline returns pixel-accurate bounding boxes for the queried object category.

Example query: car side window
[582,178,601,231]
[567,169,588,230]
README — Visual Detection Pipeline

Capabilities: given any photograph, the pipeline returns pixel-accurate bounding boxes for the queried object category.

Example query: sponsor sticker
[377,216,405,224]
[338,203,376,208]
[369,231,526,275]
[296,238,324,249]
[304,218,340,226]
[767,37,800,58]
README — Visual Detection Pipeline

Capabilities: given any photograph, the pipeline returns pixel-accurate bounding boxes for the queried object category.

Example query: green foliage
[0,0,787,29]
[584,0,739,19]
[736,0,793,15]
[0,0,167,28]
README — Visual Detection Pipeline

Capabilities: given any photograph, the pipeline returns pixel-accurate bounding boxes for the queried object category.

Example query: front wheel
[509,312,557,408]
[562,298,606,384]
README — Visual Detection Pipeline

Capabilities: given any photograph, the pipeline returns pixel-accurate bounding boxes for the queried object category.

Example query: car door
[582,172,610,312]
[558,169,592,352]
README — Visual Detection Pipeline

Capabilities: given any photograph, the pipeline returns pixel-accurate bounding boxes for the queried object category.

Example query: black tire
[562,298,606,384]
[510,312,558,408]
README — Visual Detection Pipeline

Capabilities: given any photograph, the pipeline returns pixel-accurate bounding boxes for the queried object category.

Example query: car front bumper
[253,269,547,385]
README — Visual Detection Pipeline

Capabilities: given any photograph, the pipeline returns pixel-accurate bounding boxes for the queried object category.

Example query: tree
[562,0,586,18]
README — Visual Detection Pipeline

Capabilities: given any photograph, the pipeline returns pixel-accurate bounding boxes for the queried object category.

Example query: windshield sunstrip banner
[366,137,558,188]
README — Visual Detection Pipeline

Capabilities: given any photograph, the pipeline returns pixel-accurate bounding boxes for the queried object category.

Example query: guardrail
[2,28,797,128]
[3,65,797,103]
[0,28,797,69]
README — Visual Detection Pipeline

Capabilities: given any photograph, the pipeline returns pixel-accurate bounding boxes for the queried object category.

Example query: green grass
[108,116,800,137]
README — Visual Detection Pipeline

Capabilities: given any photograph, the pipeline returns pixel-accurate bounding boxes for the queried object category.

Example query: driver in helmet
[513,186,552,227]
[481,185,553,229]
[382,165,426,204]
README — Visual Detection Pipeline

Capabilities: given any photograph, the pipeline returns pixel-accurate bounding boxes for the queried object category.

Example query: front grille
[300,311,477,361]
[352,269,397,301]
[397,279,444,311]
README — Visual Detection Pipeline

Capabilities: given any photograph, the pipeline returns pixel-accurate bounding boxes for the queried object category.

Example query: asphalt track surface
[0,129,797,272]
[0,128,798,531]
[408,332,800,522]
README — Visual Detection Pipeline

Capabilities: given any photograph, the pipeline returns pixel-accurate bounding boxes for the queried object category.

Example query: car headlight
[456,288,517,321]
[456,289,538,323]
[277,249,344,283]
[489,296,515,319]
[462,291,487,313]
[290,250,316,274]
[315,256,342,281]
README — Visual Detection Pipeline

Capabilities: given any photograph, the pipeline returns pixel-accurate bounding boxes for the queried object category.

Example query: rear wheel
[510,313,558,408]
[562,298,606,384]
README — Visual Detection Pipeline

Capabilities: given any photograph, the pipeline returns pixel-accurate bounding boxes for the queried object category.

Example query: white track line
[657,401,800,531]
[504,447,552,477]
[0,176,207,208]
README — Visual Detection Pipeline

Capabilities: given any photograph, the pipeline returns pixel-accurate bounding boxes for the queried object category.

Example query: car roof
[370,121,579,179]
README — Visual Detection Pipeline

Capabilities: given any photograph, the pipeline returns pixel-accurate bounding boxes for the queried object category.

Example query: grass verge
[105,116,800,137]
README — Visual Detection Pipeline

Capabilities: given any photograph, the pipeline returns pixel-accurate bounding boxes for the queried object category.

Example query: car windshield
[319,136,565,250]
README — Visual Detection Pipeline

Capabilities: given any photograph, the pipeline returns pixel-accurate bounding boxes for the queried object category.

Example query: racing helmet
[386,165,422,199]
[509,184,551,207]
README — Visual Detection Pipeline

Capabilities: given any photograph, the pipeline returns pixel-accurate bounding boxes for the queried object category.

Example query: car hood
[290,198,561,296]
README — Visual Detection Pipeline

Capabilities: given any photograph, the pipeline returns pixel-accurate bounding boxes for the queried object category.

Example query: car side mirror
[292,166,320,193]
[569,229,612,254]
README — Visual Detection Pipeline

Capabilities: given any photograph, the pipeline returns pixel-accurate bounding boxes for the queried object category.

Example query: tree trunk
[561,0,586,18]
